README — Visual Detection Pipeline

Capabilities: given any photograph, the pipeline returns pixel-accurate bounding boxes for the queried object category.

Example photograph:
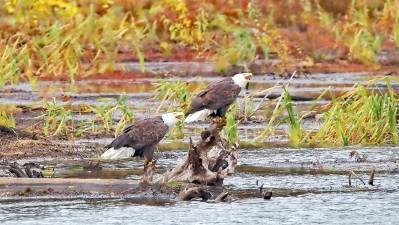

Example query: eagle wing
[186,78,241,115]
[105,117,168,150]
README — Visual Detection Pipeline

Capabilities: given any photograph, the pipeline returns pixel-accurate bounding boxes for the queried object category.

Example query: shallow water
[1,191,399,225]
[2,72,399,106]
[2,69,399,224]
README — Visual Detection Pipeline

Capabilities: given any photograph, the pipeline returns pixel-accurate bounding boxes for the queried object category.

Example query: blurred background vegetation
[1,0,399,147]
[0,0,398,87]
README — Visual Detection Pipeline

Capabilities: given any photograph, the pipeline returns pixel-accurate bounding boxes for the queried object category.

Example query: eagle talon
[212,117,226,126]
[144,159,156,168]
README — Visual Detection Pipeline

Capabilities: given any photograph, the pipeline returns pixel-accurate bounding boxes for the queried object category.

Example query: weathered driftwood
[0,162,44,178]
[178,186,212,201]
[161,121,237,186]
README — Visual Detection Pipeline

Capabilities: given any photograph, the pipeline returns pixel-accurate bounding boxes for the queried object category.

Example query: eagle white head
[162,112,184,127]
[232,72,253,89]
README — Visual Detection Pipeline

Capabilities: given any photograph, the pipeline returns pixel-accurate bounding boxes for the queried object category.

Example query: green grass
[40,95,134,137]
[223,103,239,148]
[0,111,16,128]
[282,87,305,147]
[42,98,74,136]
[254,78,398,147]
[311,78,398,146]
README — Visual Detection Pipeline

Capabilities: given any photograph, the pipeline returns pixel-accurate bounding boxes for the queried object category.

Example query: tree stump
[161,120,238,191]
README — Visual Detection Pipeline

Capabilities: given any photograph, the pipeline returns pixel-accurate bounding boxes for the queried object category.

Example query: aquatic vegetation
[282,87,305,147]
[88,100,116,133]
[252,76,398,147]
[0,1,142,88]
[222,103,239,148]
[40,95,134,137]
[348,28,382,64]
[113,96,135,137]
[312,78,398,146]
[0,111,16,128]
[153,79,196,113]
[42,98,74,136]
[254,84,305,147]
[86,95,134,137]
[254,91,285,143]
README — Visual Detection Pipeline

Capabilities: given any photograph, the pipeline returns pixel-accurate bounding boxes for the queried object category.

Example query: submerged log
[0,162,44,178]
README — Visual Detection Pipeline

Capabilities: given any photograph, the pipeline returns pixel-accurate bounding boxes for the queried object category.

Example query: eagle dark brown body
[186,78,241,117]
[104,116,169,161]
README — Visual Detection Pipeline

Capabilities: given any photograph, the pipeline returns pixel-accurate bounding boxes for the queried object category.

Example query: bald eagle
[184,73,253,123]
[101,112,184,162]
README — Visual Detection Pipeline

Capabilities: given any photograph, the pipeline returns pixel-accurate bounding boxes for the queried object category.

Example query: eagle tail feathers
[101,147,134,160]
[184,109,213,123]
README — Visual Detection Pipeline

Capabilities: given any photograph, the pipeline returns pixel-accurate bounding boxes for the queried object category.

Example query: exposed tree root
[161,121,237,186]
[159,119,238,201]
[178,186,212,201]
[0,162,44,178]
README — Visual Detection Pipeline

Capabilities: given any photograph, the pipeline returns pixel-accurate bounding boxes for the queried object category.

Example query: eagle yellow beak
[243,73,253,80]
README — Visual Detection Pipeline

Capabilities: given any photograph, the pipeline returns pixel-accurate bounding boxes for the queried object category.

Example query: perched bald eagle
[101,112,184,163]
[184,73,253,123]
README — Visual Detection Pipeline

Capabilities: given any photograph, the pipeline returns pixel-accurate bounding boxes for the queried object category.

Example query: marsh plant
[41,95,134,138]
[222,103,239,148]
[0,111,16,128]
[282,87,305,147]
[87,95,134,137]
[253,78,398,148]
[153,82,188,140]
[42,98,74,136]
[312,79,398,146]
[164,104,185,140]
[153,79,204,113]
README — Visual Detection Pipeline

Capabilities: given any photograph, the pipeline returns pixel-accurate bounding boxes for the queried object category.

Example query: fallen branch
[348,170,366,186]
[215,191,229,202]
